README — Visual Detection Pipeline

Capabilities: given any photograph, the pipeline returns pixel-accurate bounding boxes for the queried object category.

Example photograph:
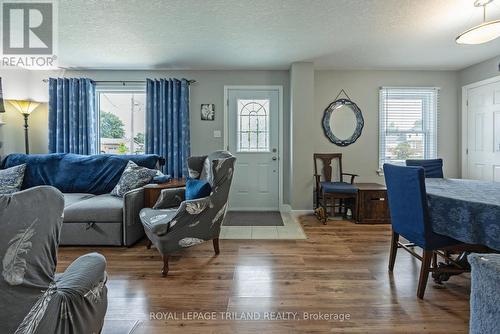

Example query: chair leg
[146,239,152,249]
[213,238,220,255]
[161,255,169,277]
[322,203,328,225]
[432,252,437,269]
[443,250,451,264]
[352,197,357,220]
[388,231,399,272]
[417,250,433,299]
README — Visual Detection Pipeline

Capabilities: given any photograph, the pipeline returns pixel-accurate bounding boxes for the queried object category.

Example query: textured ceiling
[57,0,500,70]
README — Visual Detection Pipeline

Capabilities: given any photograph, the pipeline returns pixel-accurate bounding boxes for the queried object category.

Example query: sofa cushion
[63,193,95,207]
[111,161,157,197]
[0,163,26,194]
[321,181,358,194]
[64,194,123,222]
[59,221,123,246]
[140,207,178,235]
[185,178,212,200]
[1,153,161,194]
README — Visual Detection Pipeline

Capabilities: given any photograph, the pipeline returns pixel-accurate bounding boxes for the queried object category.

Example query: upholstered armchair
[140,151,236,276]
[0,186,108,334]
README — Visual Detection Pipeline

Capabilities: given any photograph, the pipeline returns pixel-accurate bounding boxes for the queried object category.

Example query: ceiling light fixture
[456,0,500,44]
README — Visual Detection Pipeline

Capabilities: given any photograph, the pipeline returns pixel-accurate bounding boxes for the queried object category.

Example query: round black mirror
[322,98,364,146]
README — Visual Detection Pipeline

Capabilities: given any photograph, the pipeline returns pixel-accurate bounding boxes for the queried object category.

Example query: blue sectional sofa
[1,153,161,246]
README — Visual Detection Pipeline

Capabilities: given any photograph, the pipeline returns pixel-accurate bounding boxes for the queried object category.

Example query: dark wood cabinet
[355,183,391,224]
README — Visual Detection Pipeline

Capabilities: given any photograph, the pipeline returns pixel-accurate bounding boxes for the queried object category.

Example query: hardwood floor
[56,215,471,333]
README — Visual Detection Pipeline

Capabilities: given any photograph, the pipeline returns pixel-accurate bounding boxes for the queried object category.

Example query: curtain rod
[42,79,197,84]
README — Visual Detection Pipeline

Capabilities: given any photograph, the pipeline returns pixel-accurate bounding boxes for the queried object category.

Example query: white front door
[466,78,500,181]
[226,88,280,210]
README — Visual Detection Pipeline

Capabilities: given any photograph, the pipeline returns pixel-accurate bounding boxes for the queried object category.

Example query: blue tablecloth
[426,178,500,251]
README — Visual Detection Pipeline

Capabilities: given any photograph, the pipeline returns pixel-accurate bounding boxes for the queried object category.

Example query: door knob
[272,156,277,161]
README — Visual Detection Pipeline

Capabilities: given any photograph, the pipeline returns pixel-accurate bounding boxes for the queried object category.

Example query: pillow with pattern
[111,161,157,197]
[0,163,27,195]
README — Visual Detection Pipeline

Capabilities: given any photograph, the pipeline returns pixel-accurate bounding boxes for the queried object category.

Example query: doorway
[224,86,283,211]
[462,76,500,181]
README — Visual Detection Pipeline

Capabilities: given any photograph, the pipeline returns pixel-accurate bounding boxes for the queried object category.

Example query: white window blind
[379,87,439,168]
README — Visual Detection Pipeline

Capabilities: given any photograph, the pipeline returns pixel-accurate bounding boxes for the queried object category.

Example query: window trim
[378,86,439,170]
[95,84,146,155]
[236,99,271,153]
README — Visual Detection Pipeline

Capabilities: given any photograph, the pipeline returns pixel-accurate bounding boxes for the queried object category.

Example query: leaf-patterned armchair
[140,151,236,276]
[0,186,108,334]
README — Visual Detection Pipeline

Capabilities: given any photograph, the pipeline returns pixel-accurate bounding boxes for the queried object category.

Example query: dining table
[425,178,500,252]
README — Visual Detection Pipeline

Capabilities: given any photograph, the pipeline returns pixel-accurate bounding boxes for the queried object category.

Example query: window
[379,87,439,167]
[237,99,270,152]
[97,90,146,154]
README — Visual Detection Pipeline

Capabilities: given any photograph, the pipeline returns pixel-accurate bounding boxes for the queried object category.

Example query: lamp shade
[456,19,500,44]
[9,100,40,115]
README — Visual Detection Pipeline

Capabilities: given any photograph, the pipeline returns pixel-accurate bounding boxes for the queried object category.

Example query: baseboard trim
[228,207,279,211]
[226,205,311,214]
[291,209,314,215]
[280,204,292,212]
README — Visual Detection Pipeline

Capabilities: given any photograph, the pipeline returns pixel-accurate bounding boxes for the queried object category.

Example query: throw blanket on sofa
[1,153,160,194]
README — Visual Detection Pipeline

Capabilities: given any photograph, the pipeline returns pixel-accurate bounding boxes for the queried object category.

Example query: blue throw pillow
[152,174,172,184]
[185,178,212,200]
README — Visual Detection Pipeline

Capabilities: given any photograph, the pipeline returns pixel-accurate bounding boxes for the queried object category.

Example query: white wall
[1,67,464,209]
[0,70,291,202]
[285,68,461,209]
[0,69,49,155]
[314,70,460,186]
[457,56,500,176]
[459,56,500,86]
[290,62,314,209]
[22,69,291,155]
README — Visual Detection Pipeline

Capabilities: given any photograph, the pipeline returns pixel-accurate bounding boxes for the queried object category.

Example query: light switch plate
[213,130,222,138]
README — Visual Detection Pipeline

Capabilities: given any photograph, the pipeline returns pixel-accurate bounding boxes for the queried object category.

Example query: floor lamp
[9,100,40,154]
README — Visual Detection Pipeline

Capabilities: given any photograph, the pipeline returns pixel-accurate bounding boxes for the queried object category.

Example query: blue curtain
[48,78,97,154]
[146,78,190,178]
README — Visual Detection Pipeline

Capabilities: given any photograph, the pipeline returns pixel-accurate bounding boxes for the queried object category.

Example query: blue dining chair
[383,163,461,298]
[405,158,444,178]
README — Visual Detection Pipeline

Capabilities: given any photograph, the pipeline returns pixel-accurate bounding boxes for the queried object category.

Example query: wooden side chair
[313,153,358,224]
[383,164,488,299]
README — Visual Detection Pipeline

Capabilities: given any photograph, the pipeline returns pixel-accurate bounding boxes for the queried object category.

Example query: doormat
[223,211,284,226]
